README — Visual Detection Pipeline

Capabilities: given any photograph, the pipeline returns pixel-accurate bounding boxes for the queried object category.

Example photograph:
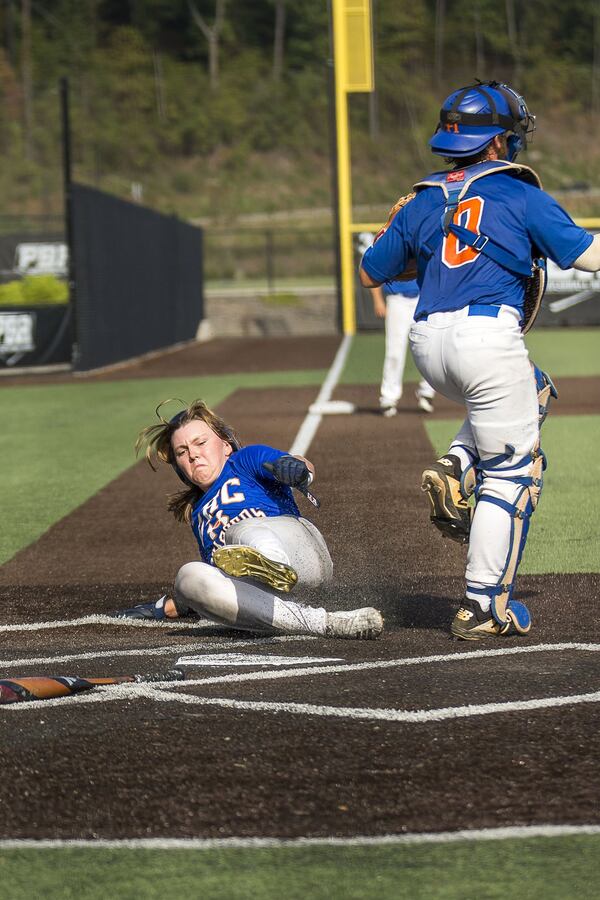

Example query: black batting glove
[263,455,311,490]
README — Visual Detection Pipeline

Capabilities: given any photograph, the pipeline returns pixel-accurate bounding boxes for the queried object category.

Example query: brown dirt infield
[1,339,599,839]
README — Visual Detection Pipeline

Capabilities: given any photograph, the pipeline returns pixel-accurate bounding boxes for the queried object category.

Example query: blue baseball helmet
[429,80,535,161]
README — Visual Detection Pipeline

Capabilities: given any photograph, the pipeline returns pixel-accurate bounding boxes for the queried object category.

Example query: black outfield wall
[71,184,203,371]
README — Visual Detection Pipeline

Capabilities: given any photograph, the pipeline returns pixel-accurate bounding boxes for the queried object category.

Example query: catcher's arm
[573,233,600,271]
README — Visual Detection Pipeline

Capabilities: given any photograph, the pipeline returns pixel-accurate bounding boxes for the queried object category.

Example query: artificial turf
[0,834,598,900]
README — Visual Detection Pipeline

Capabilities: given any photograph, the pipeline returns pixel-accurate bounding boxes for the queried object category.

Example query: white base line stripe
[4,676,600,721]
[0,634,317,668]
[2,640,597,677]
[289,334,353,457]
[0,824,599,849]
[139,686,600,722]
[0,615,212,634]
[2,644,599,714]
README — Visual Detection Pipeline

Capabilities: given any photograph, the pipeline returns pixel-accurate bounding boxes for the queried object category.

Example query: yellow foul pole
[332,0,355,335]
[331,0,374,335]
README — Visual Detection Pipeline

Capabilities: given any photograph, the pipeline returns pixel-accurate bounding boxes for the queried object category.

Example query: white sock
[270,597,327,635]
[449,443,477,472]
[465,588,491,613]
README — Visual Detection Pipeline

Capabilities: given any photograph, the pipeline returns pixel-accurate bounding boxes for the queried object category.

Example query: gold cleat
[212,546,298,593]
[421,454,472,543]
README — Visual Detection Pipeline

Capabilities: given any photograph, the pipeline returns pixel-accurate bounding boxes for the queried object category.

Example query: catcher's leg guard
[466,444,545,632]
[421,449,477,543]
[533,364,558,427]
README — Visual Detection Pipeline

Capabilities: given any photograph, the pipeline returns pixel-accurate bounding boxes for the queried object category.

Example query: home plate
[308,400,356,415]
[176,653,343,667]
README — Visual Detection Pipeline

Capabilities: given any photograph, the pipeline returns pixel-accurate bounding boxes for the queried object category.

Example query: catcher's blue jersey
[362,165,593,320]
[384,278,419,298]
[190,445,299,562]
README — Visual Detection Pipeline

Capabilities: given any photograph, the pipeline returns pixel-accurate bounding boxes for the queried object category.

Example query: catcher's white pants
[381,294,435,407]
[175,516,333,634]
[409,306,539,605]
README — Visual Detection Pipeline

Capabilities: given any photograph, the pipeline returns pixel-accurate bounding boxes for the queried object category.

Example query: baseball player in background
[371,278,436,416]
[360,80,600,640]
[114,399,383,640]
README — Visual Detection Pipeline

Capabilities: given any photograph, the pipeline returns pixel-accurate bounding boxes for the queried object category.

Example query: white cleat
[416,392,434,413]
[325,607,384,640]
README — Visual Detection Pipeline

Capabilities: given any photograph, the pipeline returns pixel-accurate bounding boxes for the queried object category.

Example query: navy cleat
[111,594,194,621]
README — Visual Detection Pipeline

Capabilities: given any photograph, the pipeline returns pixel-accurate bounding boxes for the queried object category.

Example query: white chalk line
[289,333,353,457]
[1,824,599,850]
[4,643,600,721]
[143,686,600,723]
[171,641,600,688]
[3,640,597,680]
[0,634,316,669]
[0,614,214,634]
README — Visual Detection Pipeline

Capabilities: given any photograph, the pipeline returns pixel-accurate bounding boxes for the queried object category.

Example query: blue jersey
[190,445,300,562]
[384,278,419,298]
[362,165,592,320]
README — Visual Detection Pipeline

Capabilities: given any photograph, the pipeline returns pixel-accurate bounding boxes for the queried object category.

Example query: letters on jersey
[190,445,299,563]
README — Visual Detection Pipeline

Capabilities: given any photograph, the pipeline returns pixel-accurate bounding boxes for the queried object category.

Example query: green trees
[0,0,599,220]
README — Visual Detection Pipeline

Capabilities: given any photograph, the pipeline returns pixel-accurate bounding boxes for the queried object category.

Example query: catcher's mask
[429,80,535,161]
[159,399,241,488]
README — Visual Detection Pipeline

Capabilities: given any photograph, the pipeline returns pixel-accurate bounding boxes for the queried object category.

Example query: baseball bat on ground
[0,670,185,705]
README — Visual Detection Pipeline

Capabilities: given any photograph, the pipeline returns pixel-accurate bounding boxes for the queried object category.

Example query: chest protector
[413,160,546,333]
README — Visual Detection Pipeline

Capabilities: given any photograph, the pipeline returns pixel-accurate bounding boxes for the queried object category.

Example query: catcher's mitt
[374,191,418,281]
[521,259,547,334]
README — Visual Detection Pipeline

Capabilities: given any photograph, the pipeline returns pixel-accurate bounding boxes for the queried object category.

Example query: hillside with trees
[2,0,600,223]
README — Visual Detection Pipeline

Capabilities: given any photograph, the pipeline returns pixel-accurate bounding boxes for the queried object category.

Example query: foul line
[0,614,214,634]
[289,334,353,456]
[1,823,599,850]
[142,686,600,723]
[4,643,600,720]
[0,634,317,669]
[3,640,598,679]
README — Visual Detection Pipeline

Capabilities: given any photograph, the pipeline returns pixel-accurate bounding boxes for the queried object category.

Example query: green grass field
[1,834,599,900]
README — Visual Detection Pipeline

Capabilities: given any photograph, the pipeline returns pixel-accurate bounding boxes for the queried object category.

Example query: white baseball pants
[380,294,435,407]
[409,306,539,606]
[175,516,333,635]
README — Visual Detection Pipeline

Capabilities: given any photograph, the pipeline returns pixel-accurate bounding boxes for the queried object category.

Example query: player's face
[171,420,232,489]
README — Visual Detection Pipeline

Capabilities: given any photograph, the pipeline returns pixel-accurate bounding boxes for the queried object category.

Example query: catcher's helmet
[429,80,535,161]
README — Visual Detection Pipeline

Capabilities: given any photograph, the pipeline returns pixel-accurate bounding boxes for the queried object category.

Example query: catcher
[114,399,383,640]
[360,80,600,641]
